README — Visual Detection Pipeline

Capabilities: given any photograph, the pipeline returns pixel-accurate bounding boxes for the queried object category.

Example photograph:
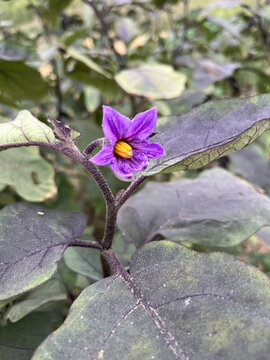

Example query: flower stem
[116,175,146,209]
[83,138,106,156]
[100,248,126,277]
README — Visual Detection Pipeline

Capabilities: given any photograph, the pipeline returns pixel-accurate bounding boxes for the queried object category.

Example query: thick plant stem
[102,206,118,250]
[100,248,126,277]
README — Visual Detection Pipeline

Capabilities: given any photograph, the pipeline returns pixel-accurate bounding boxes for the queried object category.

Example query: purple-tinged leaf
[118,168,270,248]
[48,117,81,146]
[33,242,270,360]
[0,203,87,301]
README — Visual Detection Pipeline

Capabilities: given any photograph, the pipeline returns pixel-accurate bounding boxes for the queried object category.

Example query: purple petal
[129,140,165,159]
[89,144,114,165]
[128,152,148,171]
[102,106,131,142]
[110,158,134,179]
[125,107,157,141]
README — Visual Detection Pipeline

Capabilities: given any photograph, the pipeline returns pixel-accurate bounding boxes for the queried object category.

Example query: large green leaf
[115,64,186,100]
[0,60,48,101]
[0,147,56,202]
[0,203,87,301]
[142,94,270,177]
[5,278,67,323]
[33,241,270,360]
[118,168,270,248]
[0,312,63,360]
[0,110,55,147]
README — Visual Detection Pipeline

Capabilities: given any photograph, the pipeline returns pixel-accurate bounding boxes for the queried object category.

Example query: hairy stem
[100,248,126,277]
[83,138,106,156]
[69,239,103,250]
[116,175,146,209]
[0,140,146,256]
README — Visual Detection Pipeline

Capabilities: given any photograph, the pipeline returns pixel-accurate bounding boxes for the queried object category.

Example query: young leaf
[0,203,87,301]
[118,168,270,248]
[115,64,186,100]
[0,147,57,202]
[142,94,270,176]
[33,242,270,360]
[0,110,55,148]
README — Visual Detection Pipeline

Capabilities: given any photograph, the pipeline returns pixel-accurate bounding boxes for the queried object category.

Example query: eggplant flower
[90,106,165,178]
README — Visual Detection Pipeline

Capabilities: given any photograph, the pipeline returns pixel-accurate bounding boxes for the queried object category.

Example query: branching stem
[0,138,146,273]
[70,239,103,250]
[83,0,126,69]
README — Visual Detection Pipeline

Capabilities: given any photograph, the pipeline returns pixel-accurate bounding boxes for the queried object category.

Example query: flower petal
[125,107,157,140]
[129,140,165,159]
[128,152,148,171]
[102,106,131,142]
[110,158,134,179]
[89,144,114,165]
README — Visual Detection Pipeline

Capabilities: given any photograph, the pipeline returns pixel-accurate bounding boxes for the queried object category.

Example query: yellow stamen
[114,140,133,159]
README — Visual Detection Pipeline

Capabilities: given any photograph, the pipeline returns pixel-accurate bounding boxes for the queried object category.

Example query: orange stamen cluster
[114,140,133,159]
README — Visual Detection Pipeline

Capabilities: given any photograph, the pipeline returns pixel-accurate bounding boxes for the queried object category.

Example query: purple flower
[90,106,165,179]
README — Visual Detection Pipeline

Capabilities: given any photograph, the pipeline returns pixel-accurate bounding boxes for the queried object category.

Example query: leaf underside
[141,94,270,178]
[33,242,270,360]
[0,110,55,147]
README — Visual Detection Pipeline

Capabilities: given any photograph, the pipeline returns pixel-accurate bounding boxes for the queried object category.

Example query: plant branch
[83,138,106,156]
[69,238,103,249]
[116,175,146,209]
[100,248,126,277]
[83,0,126,69]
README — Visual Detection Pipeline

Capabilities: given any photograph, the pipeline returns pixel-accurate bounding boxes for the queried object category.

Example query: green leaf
[33,241,270,360]
[0,60,48,101]
[0,110,55,147]
[65,46,112,79]
[0,203,87,301]
[118,168,270,248]
[0,312,63,360]
[5,278,67,323]
[0,147,56,202]
[143,94,270,176]
[64,247,102,281]
[83,86,101,113]
[115,64,186,100]
[69,62,122,102]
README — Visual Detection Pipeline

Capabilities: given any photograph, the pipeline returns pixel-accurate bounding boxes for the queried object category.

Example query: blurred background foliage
[2,0,270,357]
